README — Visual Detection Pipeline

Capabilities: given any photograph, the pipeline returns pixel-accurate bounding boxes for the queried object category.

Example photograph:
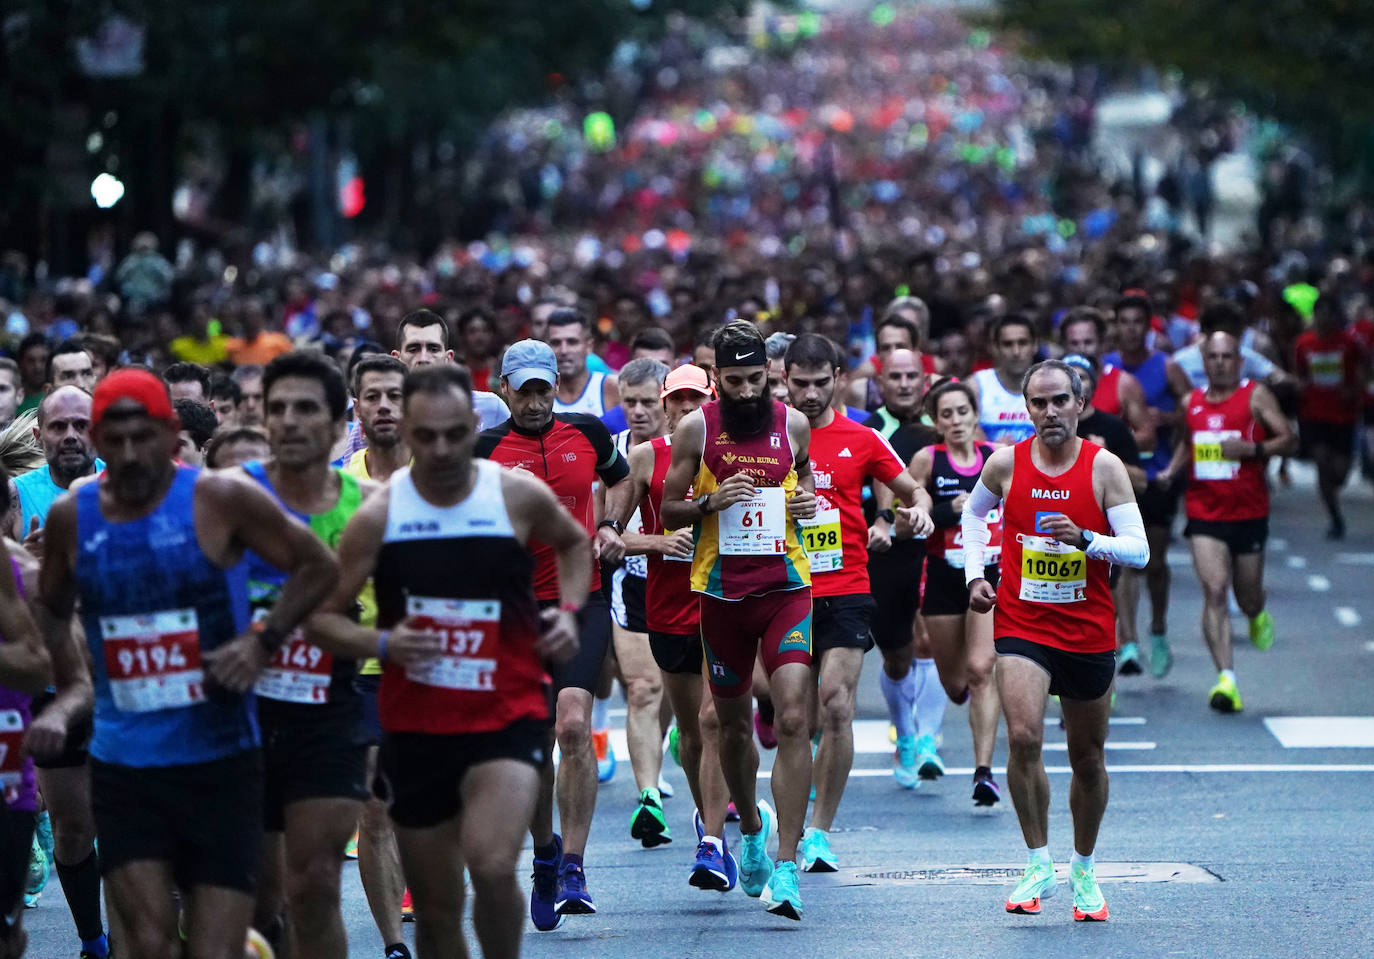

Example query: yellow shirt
[169,334,230,366]
[341,448,382,674]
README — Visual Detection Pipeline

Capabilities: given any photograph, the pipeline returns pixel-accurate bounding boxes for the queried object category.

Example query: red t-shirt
[1293,329,1362,424]
[805,414,905,597]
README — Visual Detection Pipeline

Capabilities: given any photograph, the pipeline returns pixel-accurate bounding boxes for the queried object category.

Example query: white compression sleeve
[1083,501,1150,568]
[959,479,1000,586]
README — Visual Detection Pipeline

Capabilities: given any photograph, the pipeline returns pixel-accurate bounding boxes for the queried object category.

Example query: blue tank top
[75,467,257,767]
[1103,350,1173,476]
[14,461,105,534]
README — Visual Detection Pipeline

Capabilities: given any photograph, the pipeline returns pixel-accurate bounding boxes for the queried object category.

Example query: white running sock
[913,659,946,741]
[703,835,724,854]
[592,695,611,733]
[1029,845,1052,866]
[879,669,917,739]
[1071,850,1094,870]
[1219,668,1237,684]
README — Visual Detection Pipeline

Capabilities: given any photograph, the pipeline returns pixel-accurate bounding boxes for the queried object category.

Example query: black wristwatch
[696,493,713,515]
[597,519,624,534]
[257,624,287,655]
[1081,529,1095,550]
[877,509,897,524]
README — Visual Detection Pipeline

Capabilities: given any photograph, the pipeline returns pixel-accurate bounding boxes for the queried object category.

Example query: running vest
[973,368,1034,443]
[643,436,698,634]
[242,461,363,710]
[926,443,1002,570]
[15,461,105,534]
[614,430,648,580]
[689,400,810,601]
[995,440,1115,654]
[1184,381,1268,523]
[374,461,548,734]
[337,449,383,676]
[75,467,257,767]
[1103,350,1173,476]
[1094,366,1124,417]
[0,558,35,811]
[554,371,610,416]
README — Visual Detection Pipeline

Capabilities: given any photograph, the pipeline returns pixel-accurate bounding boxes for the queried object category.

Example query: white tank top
[384,459,514,543]
[554,371,609,417]
[973,368,1035,443]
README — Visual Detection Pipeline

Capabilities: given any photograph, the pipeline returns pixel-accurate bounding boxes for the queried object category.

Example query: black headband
[717,344,766,368]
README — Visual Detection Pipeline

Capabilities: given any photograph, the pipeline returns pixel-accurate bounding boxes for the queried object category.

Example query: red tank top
[996,439,1115,654]
[1184,382,1268,522]
[1094,366,1123,417]
[644,437,699,634]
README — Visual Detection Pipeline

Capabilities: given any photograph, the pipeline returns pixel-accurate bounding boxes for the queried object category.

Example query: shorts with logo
[812,593,876,655]
[922,560,999,618]
[610,567,648,633]
[867,542,926,652]
[698,588,812,698]
[538,591,612,694]
[1184,516,1269,555]
[261,705,369,831]
[649,630,703,676]
[995,637,1115,701]
[376,718,552,829]
[91,751,263,892]
[29,691,92,770]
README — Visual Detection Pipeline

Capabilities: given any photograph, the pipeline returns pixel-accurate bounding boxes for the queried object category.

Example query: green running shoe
[738,800,776,897]
[1249,610,1274,651]
[24,834,47,900]
[1005,858,1056,914]
[1209,673,1243,713]
[893,734,920,790]
[630,789,672,848]
[1071,861,1109,921]
[667,726,681,767]
[915,734,945,781]
[1117,641,1142,675]
[761,860,803,920]
[1149,632,1173,678]
[800,828,837,873]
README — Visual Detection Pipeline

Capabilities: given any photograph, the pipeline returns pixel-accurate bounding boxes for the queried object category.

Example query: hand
[384,619,447,668]
[21,516,42,562]
[1218,438,1253,459]
[1036,512,1086,548]
[709,473,760,512]
[204,632,273,694]
[867,521,892,553]
[536,608,580,664]
[950,492,969,514]
[593,527,626,565]
[23,708,68,762]
[786,489,817,521]
[659,529,694,559]
[897,506,934,538]
[968,578,997,613]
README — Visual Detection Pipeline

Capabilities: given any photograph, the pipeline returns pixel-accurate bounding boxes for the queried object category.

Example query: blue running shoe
[761,860,803,920]
[688,838,737,892]
[529,834,562,931]
[738,800,776,898]
[555,861,596,916]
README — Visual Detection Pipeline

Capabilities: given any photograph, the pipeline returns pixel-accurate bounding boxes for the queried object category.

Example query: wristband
[696,493,713,515]
[256,625,286,655]
[377,630,390,663]
[877,509,896,525]
[558,601,581,614]
[1252,441,1262,459]
[597,519,624,534]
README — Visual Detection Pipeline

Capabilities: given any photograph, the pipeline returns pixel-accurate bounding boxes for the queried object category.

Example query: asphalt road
[23,462,1374,958]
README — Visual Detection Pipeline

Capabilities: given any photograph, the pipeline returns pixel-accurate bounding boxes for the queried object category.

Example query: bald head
[35,385,97,484]
[879,348,926,417]
[37,385,92,426]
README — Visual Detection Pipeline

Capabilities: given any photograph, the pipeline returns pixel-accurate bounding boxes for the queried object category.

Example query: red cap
[91,369,176,427]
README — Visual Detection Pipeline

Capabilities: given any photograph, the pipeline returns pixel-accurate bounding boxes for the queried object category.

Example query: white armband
[1083,502,1150,569]
[960,479,1001,586]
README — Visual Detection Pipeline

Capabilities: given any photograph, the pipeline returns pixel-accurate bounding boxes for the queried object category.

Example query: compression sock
[591,695,610,734]
[879,669,917,739]
[1071,850,1095,871]
[54,848,104,942]
[913,659,947,742]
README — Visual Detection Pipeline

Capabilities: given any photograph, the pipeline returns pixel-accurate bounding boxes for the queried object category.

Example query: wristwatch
[1081,529,1095,550]
[877,509,897,524]
[597,519,624,534]
[696,493,713,515]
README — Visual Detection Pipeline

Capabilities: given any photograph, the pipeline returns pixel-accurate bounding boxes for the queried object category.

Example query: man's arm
[28,497,94,759]
[1250,383,1298,458]
[961,446,1013,610]
[601,375,621,413]
[785,407,817,521]
[1039,452,1149,568]
[1117,371,1155,454]
[1162,357,1194,427]
[661,411,710,531]
[504,469,591,664]
[0,547,48,695]
[604,442,651,532]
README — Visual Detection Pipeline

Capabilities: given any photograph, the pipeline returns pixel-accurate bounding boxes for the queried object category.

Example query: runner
[861,349,943,789]
[339,352,413,959]
[241,351,377,958]
[660,319,817,921]
[1058,307,1152,453]
[37,368,336,959]
[4,386,109,959]
[309,363,592,959]
[973,315,1039,444]
[549,310,619,417]
[907,379,1004,805]
[1292,294,1362,539]
[1164,332,1295,712]
[604,358,674,847]
[1103,292,1193,683]
[961,359,1148,922]
[475,339,627,929]
[783,334,932,871]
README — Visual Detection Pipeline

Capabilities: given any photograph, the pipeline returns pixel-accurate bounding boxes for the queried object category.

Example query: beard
[719,391,773,439]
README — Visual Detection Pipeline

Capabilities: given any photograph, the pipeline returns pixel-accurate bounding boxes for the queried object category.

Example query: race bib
[404,596,500,691]
[943,508,1001,569]
[0,710,25,798]
[255,634,333,705]
[1193,429,1241,481]
[623,507,648,578]
[718,487,786,556]
[797,508,842,572]
[1017,535,1087,604]
[1308,351,1343,387]
[101,608,206,713]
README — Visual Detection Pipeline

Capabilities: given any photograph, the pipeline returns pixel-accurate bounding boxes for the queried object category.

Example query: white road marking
[1044,741,1155,751]
[1286,555,1307,569]
[1335,607,1361,627]
[1336,552,1374,566]
[1045,716,1146,726]
[777,763,1374,779]
[837,862,1218,885]
[1264,717,1374,748]
[1365,640,1374,653]
[1269,537,1288,551]
[1308,574,1332,592]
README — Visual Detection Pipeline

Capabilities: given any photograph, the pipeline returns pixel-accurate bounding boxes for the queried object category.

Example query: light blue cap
[501,339,558,390]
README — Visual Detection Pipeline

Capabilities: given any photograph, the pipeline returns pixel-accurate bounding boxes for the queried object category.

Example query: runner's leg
[808,647,863,832]
[996,656,1052,849]
[460,760,541,959]
[282,797,361,959]
[1190,535,1235,670]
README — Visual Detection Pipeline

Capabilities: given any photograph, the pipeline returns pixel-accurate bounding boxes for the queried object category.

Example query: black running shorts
[648,630,703,676]
[540,591,613,694]
[811,593,876,655]
[921,559,999,618]
[261,706,369,831]
[994,637,1115,702]
[1184,516,1269,556]
[867,541,925,652]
